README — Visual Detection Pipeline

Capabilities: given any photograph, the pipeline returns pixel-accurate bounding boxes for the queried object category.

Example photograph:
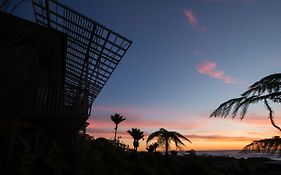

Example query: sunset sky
[16,0,281,151]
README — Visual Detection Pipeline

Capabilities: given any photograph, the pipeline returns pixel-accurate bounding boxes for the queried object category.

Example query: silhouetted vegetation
[211,73,281,131]
[1,135,278,175]
[110,113,126,143]
[127,128,144,151]
[241,136,281,156]
[147,128,191,156]
[211,73,281,155]
[146,143,159,153]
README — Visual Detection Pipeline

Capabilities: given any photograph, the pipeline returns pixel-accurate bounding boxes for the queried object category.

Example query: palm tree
[211,73,281,155]
[147,128,191,156]
[127,128,144,151]
[110,113,125,142]
[210,73,281,131]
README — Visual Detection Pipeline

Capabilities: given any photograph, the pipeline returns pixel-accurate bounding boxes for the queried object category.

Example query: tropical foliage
[210,73,281,131]
[211,73,281,155]
[241,136,281,156]
[146,142,159,153]
[110,113,126,142]
[2,134,271,175]
[147,128,191,156]
[127,128,144,151]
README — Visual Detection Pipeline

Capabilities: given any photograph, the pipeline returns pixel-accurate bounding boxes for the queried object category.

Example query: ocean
[193,150,281,160]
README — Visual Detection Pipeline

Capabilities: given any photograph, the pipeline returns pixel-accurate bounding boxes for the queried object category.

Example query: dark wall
[0,11,66,88]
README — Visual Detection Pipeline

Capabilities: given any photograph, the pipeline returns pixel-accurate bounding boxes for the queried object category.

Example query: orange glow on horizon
[89,106,281,152]
[87,129,258,151]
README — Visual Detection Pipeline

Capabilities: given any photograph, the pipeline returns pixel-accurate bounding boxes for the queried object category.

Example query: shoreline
[150,149,281,161]
[191,150,281,161]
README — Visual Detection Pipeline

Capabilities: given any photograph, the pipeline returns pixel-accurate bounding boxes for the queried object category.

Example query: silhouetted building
[0,0,131,140]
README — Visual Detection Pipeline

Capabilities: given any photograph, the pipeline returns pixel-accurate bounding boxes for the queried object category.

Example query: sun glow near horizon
[88,105,280,152]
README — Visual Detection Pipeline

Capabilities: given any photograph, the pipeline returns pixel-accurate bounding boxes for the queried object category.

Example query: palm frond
[127,128,144,140]
[110,113,126,125]
[172,131,192,143]
[146,130,162,143]
[147,128,167,143]
[170,135,185,147]
[210,97,244,118]
[211,73,281,131]
[241,136,281,156]
[242,73,281,97]
[156,137,166,147]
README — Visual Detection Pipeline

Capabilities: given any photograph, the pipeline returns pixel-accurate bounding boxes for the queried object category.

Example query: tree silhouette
[127,128,144,151]
[241,136,281,156]
[210,73,281,132]
[110,113,125,143]
[146,143,159,153]
[147,128,191,157]
[211,73,281,155]
[146,145,155,153]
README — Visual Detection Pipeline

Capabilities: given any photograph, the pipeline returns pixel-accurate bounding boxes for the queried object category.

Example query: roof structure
[32,0,132,113]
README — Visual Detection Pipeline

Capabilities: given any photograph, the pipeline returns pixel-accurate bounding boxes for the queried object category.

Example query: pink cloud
[183,10,206,32]
[197,61,238,84]
[184,10,198,25]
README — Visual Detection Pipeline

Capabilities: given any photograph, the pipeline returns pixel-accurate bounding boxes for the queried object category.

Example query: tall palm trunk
[114,124,117,142]
[134,140,137,151]
[133,140,138,151]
